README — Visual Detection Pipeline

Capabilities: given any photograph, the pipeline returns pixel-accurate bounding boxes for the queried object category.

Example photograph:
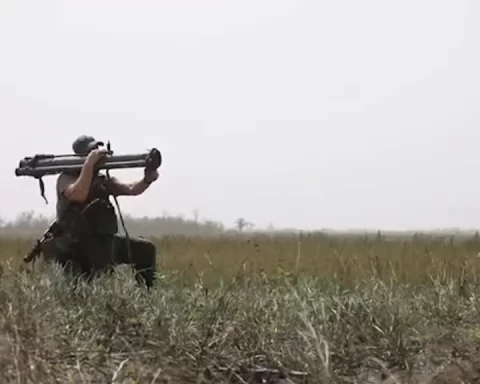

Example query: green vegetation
[1,212,480,383]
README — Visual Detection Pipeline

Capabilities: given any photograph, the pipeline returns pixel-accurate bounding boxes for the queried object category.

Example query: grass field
[2,232,480,383]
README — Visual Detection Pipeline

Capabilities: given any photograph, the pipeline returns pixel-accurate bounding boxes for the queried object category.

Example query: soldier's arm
[60,161,96,203]
[61,148,107,202]
[57,173,77,199]
[108,176,152,196]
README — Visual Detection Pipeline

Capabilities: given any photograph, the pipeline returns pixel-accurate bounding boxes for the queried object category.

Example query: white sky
[1,0,479,230]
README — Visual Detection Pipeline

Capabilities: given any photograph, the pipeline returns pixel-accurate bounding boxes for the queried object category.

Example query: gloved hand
[143,168,159,184]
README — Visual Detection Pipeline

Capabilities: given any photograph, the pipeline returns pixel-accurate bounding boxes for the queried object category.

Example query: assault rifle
[15,145,162,203]
[23,219,62,263]
[21,198,109,264]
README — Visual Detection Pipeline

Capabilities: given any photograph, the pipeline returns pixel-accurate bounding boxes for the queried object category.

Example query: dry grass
[1,232,480,383]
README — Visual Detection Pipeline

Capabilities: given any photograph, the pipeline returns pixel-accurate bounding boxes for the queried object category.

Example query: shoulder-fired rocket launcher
[14,144,162,203]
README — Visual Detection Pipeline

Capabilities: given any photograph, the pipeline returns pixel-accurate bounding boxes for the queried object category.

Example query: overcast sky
[1,0,479,230]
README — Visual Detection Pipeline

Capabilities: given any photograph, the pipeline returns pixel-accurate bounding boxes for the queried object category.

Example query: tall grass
[3,232,480,285]
[1,232,480,383]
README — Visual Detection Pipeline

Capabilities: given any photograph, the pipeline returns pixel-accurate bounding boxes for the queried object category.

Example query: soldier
[46,135,159,288]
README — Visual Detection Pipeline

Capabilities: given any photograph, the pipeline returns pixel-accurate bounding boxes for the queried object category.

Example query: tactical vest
[62,173,119,237]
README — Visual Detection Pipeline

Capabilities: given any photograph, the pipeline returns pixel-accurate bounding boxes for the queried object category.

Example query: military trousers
[50,233,157,288]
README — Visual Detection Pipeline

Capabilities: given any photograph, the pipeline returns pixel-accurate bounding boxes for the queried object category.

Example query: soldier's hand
[144,168,159,184]
[85,148,109,166]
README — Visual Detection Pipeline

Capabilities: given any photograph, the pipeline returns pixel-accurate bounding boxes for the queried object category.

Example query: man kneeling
[45,135,159,287]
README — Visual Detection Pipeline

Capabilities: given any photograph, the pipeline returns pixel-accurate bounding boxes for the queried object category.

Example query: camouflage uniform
[43,136,157,287]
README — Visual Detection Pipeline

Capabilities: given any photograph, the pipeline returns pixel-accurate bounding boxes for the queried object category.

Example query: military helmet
[72,135,104,155]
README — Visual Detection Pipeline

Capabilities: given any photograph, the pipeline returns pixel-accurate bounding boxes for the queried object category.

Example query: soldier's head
[72,135,104,155]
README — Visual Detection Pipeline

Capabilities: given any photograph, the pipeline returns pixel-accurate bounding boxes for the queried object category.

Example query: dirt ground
[346,335,480,384]
[192,335,480,383]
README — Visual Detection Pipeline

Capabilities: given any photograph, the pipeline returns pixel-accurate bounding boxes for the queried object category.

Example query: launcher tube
[18,152,150,169]
[15,148,162,178]
[15,160,148,177]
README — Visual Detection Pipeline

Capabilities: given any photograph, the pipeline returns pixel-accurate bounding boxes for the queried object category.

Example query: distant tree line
[0,210,267,237]
[1,211,473,239]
